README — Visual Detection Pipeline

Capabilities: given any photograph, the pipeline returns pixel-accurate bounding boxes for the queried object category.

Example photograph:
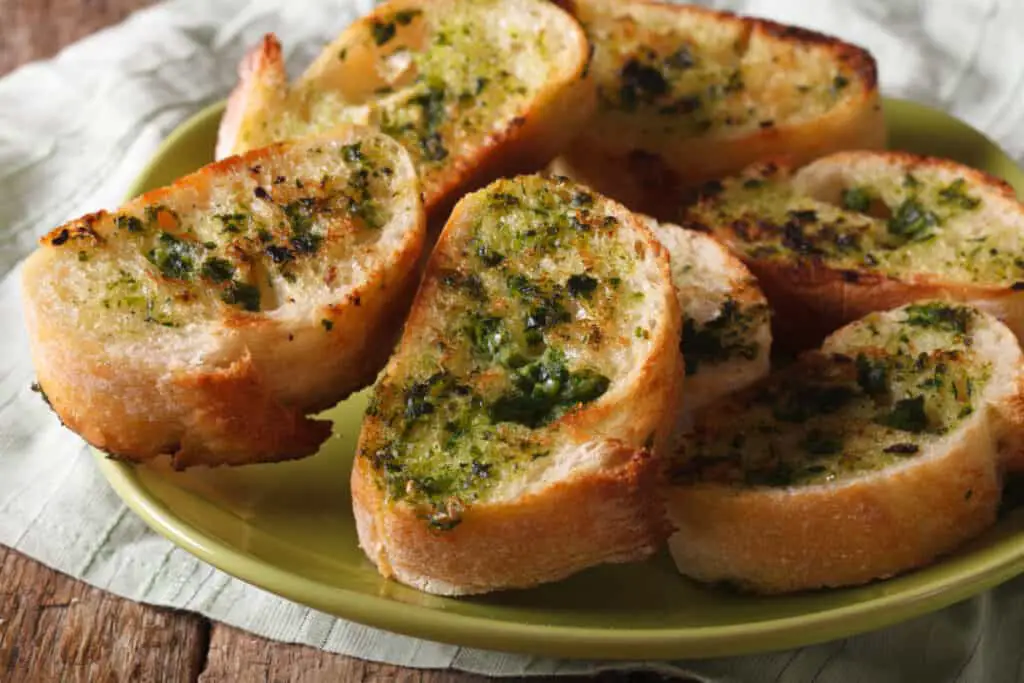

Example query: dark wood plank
[0,546,208,682]
[202,623,485,683]
[202,623,679,683]
[0,0,158,76]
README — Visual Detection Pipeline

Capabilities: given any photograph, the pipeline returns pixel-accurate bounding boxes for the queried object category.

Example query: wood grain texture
[0,546,208,682]
[201,624,673,683]
[0,0,158,76]
[0,1,683,681]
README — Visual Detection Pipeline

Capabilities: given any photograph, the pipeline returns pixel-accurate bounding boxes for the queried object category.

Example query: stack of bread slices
[20,0,1024,596]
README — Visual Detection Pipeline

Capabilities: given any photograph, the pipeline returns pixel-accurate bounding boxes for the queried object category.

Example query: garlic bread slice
[688,151,1024,354]
[646,218,770,416]
[667,302,1023,593]
[554,0,883,219]
[217,0,594,223]
[351,175,681,595]
[22,129,424,468]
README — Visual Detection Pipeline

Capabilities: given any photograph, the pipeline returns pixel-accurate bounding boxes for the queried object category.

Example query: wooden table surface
[0,1,674,681]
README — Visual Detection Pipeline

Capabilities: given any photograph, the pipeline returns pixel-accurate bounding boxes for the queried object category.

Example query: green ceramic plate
[95,98,1024,660]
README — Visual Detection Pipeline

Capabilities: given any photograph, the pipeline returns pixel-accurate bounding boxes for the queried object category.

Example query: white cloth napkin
[2,0,1024,679]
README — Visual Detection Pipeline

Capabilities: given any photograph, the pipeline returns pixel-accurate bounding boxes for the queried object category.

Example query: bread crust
[666,304,1024,593]
[647,220,771,416]
[22,131,425,468]
[695,150,1024,471]
[667,426,1000,593]
[351,177,682,595]
[694,150,1024,345]
[217,0,595,228]
[555,0,884,220]
[352,440,669,595]
[216,34,287,162]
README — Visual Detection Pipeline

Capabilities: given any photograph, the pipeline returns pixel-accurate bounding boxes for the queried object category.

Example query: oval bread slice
[687,151,1024,355]
[666,302,1023,593]
[22,129,424,468]
[552,0,884,219]
[217,0,595,223]
[646,218,771,417]
[351,175,682,595]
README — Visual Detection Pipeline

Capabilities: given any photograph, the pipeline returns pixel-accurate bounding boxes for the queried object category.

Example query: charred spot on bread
[229,0,591,217]
[55,135,410,332]
[675,303,992,488]
[579,5,872,138]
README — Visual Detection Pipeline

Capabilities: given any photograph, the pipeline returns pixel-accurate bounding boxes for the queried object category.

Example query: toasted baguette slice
[646,218,771,417]
[687,151,1024,353]
[351,175,682,595]
[666,302,1023,593]
[551,0,884,219]
[22,129,424,468]
[217,0,594,224]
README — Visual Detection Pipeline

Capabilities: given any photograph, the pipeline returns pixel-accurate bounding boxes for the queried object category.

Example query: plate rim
[97,97,1024,660]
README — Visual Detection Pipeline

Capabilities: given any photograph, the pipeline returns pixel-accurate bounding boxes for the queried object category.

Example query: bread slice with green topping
[21,129,424,468]
[216,0,595,224]
[646,218,771,416]
[666,302,1023,593]
[351,175,682,595]
[687,151,1024,356]
[552,0,884,219]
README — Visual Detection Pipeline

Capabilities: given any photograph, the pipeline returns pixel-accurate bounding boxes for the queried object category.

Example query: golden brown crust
[667,426,1001,593]
[556,0,885,219]
[217,0,595,230]
[646,220,771,415]
[666,302,1024,593]
[995,373,1024,474]
[22,132,424,468]
[351,177,682,595]
[422,60,596,230]
[353,441,670,595]
[696,150,1024,352]
[216,34,287,161]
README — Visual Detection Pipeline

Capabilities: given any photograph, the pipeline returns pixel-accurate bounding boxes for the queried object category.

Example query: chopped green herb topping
[147,232,197,280]
[200,257,235,283]
[676,308,991,488]
[489,349,609,428]
[681,299,764,375]
[840,186,872,212]
[887,198,938,243]
[566,273,598,298]
[221,281,261,312]
[855,353,888,396]
[361,177,633,526]
[903,303,972,335]
[879,395,929,433]
[216,213,248,234]
[938,178,981,210]
[114,215,144,233]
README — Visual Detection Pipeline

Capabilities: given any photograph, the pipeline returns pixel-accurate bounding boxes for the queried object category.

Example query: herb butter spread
[43,136,404,338]
[693,158,1024,287]
[246,0,573,203]
[647,220,769,377]
[674,303,992,488]
[577,1,863,143]
[361,176,651,529]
